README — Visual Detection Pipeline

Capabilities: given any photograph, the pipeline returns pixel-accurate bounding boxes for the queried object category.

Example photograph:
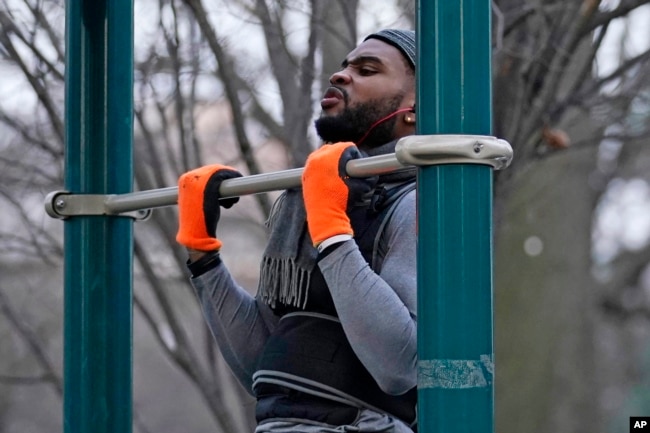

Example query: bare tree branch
[548,21,610,121]
[24,1,65,66]
[0,10,63,142]
[0,110,62,160]
[515,1,602,157]
[0,190,62,263]
[0,285,62,397]
[133,237,244,433]
[254,0,299,108]
[570,48,650,108]
[0,373,59,386]
[600,297,650,321]
[586,0,650,35]
[182,0,272,216]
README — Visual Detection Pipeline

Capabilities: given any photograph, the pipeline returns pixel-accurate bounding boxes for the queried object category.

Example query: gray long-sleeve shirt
[191,189,417,396]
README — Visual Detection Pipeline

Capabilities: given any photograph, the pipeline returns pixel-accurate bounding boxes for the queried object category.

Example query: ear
[404,104,416,124]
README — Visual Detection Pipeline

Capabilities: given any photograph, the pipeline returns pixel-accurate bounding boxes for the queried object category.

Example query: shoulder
[374,187,415,267]
[390,187,415,214]
[385,188,416,234]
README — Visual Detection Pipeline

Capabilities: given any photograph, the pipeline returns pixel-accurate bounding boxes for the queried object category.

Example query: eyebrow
[341,55,384,68]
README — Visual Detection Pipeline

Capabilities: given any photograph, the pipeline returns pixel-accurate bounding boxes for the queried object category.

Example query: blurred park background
[1,0,650,432]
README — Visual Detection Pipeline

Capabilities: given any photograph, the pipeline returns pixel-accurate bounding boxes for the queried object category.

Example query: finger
[204,169,243,208]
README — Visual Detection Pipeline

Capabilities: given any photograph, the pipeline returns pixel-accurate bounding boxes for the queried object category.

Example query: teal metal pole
[64,1,134,432]
[416,1,494,432]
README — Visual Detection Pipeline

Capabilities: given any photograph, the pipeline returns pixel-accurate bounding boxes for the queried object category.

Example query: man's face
[315,38,415,148]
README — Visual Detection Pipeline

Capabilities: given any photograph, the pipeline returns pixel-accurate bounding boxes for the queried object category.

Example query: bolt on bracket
[45,191,152,220]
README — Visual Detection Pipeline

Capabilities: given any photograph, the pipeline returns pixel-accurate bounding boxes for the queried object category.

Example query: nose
[329,70,351,85]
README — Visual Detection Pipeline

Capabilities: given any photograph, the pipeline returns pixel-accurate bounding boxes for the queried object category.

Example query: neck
[355,107,414,148]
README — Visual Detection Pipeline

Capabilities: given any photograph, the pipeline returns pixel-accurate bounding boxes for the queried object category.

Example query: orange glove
[302,142,377,247]
[176,164,242,251]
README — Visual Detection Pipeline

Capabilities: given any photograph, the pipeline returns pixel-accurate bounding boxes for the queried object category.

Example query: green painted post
[64,1,134,432]
[416,1,494,432]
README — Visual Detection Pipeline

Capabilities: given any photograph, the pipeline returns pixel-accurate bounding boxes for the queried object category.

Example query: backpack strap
[352,180,416,273]
[370,181,416,272]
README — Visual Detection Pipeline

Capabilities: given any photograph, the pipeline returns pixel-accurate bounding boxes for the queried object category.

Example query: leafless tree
[1,0,650,432]
[492,1,650,432]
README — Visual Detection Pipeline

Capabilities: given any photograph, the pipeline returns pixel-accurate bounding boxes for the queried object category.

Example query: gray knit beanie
[364,29,416,69]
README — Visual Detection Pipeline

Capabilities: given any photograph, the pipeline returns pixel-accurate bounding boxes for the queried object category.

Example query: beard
[314,94,404,149]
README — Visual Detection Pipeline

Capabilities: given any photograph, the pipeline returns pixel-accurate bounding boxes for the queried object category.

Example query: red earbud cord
[356,107,415,147]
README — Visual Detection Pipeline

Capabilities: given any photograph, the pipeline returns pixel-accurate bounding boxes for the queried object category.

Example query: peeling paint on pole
[419,355,494,389]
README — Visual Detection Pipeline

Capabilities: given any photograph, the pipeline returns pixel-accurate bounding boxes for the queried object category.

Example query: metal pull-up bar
[45,135,511,219]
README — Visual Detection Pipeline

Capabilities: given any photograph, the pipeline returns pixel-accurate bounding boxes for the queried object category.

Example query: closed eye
[359,68,377,76]
[341,55,384,76]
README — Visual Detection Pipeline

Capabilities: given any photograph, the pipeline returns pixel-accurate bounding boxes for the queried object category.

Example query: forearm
[318,240,417,395]
[190,262,275,392]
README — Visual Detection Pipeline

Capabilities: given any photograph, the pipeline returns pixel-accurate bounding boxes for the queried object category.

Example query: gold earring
[404,114,415,124]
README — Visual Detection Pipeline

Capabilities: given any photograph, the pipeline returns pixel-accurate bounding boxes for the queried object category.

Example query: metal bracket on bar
[395,134,512,170]
[44,135,512,219]
[45,191,152,220]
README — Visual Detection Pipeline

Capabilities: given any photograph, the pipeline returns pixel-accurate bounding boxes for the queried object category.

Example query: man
[176,29,418,432]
